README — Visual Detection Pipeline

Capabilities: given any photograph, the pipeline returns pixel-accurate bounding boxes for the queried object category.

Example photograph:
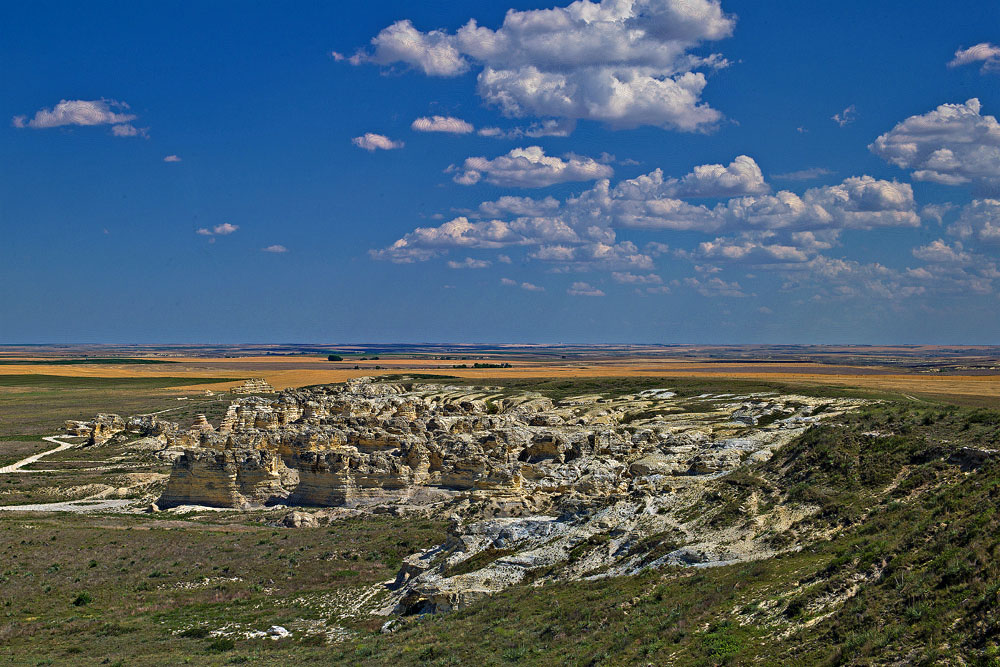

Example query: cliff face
[152,378,861,513]
[158,448,286,509]
[143,377,870,610]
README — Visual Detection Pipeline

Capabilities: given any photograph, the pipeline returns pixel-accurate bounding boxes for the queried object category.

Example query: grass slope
[330,402,1000,665]
[0,513,447,665]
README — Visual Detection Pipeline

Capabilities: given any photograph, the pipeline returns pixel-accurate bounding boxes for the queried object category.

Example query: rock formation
[230,378,276,394]
[80,377,866,611]
[65,413,176,446]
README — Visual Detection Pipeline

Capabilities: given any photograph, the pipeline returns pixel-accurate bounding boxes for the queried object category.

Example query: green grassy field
[0,375,232,438]
[0,512,447,665]
[331,401,1000,665]
[2,376,1000,664]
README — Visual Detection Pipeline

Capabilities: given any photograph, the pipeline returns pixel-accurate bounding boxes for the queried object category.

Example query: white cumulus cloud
[912,239,971,265]
[870,99,1000,193]
[371,155,919,272]
[352,133,405,151]
[672,154,769,197]
[450,146,613,187]
[567,281,605,297]
[447,257,491,269]
[948,43,1000,73]
[346,0,735,132]
[263,245,288,253]
[12,98,144,137]
[502,278,544,291]
[197,223,240,236]
[411,115,474,133]
[948,199,1000,243]
[612,272,663,285]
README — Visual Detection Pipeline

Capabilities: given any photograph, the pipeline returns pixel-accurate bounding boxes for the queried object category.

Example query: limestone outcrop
[142,377,866,610]
[65,413,176,445]
[230,378,276,394]
[153,379,861,512]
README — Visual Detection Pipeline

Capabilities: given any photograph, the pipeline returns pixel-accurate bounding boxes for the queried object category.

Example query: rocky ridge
[66,377,866,612]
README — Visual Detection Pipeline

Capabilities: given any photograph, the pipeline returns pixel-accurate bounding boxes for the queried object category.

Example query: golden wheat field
[2,351,999,403]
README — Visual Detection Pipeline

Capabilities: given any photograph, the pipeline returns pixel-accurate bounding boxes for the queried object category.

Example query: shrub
[72,592,92,607]
[179,627,210,639]
[208,638,235,652]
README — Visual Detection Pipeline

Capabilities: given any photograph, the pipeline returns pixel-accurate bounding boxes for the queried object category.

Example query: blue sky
[2,0,1000,344]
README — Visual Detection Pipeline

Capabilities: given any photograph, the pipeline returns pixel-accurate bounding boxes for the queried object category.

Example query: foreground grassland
[1,375,1000,664]
[0,513,447,665]
[335,401,1000,665]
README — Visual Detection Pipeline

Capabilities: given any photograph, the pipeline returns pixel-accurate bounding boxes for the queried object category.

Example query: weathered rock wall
[158,448,286,508]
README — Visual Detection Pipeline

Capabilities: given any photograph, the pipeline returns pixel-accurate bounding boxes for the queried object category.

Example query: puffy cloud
[110,123,147,138]
[911,239,971,265]
[779,256,925,300]
[832,104,856,127]
[411,115,474,133]
[672,154,768,197]
[524,119,577,137]
[502,278,544,291]
[870,99,1000,193]
[373,155,919,272]
[612,272,662,284]
[450,146,613,187]
[645,241,671,256]
[163,155,182,162]
[370,216,552,262]
[599,172,915,233]
[352,133,405,151]
[347,0,735,131]
[720,177,919,231]
[479,119,580,139]
[12,98,142,137]
[567,281,605,297]
[579,178,722,231]
[920,202,956,224]
[476,195,561,218]
[196,223,239,236]
[529,241,653,270]
[948,199,1000,243]
[478,67,723,132]
[695,237,810,263]
[262,244,288,253]
[359,20,469,76]
[447,257,491,269]
[777,247,1000,300]
[683,276,746,297]
[948,43,1000,73]
[772,167,833,181]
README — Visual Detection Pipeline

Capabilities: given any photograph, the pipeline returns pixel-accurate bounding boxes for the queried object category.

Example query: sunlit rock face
[153,377,858,512]
[151,377,866,609]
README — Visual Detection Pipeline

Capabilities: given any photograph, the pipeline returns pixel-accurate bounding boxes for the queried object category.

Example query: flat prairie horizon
[2,343,999,404]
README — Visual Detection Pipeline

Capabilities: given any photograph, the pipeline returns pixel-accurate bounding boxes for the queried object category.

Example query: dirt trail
[0,436,76,474]
[0,498,136,512]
